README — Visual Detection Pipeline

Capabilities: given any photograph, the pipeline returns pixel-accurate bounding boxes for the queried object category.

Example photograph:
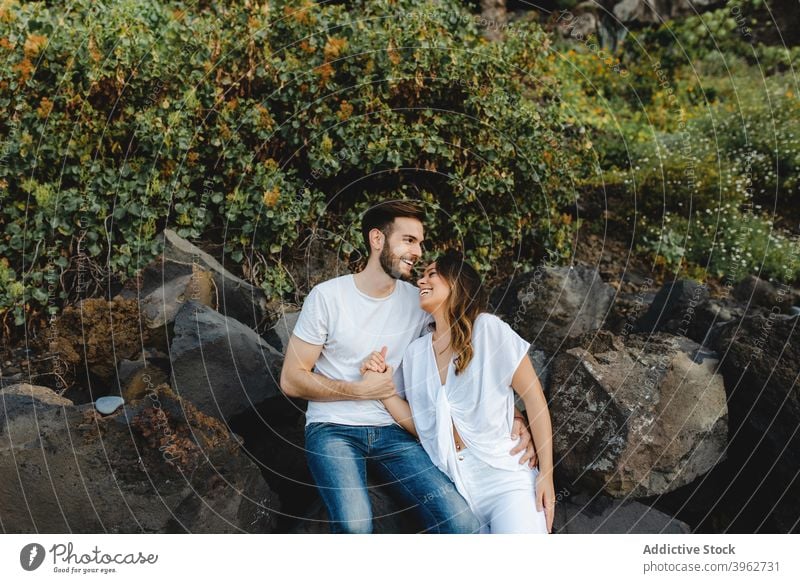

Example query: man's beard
[379,245,412,281]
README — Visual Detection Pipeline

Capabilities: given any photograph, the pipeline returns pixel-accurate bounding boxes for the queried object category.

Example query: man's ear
[369,227,384,252]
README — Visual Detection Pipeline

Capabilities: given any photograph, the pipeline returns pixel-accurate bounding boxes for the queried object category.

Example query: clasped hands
[358,346,538,469]
[356,346,396,400]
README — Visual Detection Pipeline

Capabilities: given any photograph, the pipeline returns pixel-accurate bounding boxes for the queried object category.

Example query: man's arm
[279,334,395,401]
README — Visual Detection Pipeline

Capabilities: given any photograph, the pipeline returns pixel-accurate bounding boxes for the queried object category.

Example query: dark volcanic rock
[0,383,278,533]
[555,491,691,534]
[262,309,301,354]
[636,279,711,343]
[491,264,616,353]
[170,301,283,422]
[549,331,728,498]
[712,313,800,532]
[119,229,271,333]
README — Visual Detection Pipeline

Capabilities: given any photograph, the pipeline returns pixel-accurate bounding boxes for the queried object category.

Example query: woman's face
[417,262,451,314]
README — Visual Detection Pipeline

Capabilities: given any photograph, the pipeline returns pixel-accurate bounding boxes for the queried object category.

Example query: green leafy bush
[640,207,800,284]
[627,0,799,74]
[0,0,592,331]
[615,73,800,283]
[551,1,800,285]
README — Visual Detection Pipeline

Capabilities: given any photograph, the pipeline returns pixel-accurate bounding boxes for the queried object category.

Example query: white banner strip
[1,534,796,582]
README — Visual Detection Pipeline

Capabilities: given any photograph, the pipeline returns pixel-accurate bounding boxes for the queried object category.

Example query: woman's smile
[417,262,450,313]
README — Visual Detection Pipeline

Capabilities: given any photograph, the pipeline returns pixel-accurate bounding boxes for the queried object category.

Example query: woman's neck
[431,311,451,344]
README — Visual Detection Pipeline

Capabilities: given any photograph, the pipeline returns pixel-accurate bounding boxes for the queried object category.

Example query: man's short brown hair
[361,199,425,251]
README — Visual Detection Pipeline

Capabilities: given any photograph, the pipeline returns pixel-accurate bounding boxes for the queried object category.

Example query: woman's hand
[535,472,556,534]
[360,346,388,376]
[510,416,538,469]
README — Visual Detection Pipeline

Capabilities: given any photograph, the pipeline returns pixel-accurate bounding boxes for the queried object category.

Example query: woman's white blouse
[401,313,532,487]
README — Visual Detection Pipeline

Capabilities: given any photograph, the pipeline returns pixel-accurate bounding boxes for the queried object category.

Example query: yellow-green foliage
[0,0,592,328]
[552,0,800,283]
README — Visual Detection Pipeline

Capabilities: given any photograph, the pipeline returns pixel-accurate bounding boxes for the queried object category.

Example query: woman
[362,250,556,534]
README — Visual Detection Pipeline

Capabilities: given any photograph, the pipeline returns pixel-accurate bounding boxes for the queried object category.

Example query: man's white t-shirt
[292,274,432,426]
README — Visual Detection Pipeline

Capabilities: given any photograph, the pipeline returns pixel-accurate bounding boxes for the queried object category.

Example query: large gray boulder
[732,275,796,313]
[0,382,73,408]
[170,301,284,422]
[119,229,271,333]
[636,279,713,344]
[491,264,616,353]
[262,309,301,354]
[139,268,213,330]
[712,313,799,532]
[613,0,720,24]
[555,491,691,533]
[0,383,278,533]
[549,331,728,498]
[713,314,798,449]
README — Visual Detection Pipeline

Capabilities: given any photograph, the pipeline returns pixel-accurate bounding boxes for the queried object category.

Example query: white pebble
[95,396,124,415]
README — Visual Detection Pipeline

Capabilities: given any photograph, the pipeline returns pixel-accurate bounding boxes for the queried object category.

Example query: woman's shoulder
[405,333,431,358]
[474,312,508,332]
[474,312,521,342]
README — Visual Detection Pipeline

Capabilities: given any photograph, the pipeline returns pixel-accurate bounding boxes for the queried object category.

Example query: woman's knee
[487,490,548,534]
[435,508,481,534]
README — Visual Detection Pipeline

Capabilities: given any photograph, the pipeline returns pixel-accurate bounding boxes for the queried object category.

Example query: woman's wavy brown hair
[431,250,488,375]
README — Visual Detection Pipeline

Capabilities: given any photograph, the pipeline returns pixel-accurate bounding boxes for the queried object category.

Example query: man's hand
[510,416,538,469]
[360,346,388,375]
[357,365,396,400]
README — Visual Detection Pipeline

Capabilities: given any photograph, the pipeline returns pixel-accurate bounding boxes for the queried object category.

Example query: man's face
[377,217,424,281]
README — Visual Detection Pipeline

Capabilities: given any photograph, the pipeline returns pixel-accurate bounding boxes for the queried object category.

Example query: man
[280,200,535,533]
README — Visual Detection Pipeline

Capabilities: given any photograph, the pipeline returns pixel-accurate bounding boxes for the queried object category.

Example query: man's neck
[353,261,398,299]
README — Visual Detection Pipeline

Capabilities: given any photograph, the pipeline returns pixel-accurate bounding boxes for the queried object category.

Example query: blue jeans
[305,422,480,534]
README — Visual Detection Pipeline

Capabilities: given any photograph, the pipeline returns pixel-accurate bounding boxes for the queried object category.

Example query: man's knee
[420,485,480,533]
[319,487,373,534]
[330,518,373,534]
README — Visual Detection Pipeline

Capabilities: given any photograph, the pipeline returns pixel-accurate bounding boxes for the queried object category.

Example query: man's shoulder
[395,280,427,314]
[308,274,353,297]
[396,279,418,292]
[396,279,420,298]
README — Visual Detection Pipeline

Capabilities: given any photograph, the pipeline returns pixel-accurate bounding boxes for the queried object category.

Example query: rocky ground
[1,226,798,533]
